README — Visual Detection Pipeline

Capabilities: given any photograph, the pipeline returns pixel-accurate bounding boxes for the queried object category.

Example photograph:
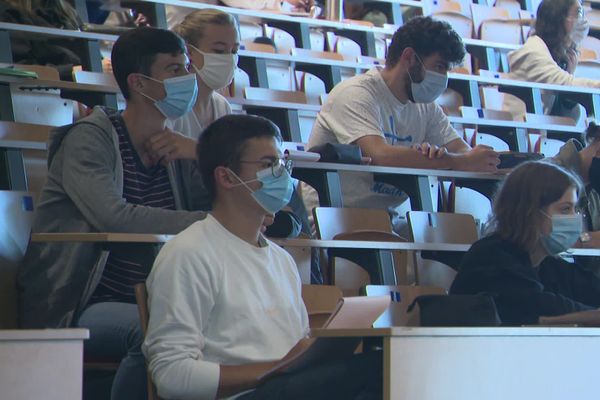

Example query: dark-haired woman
[450,161,600,325]
[503,0,599,123]
[552,122,600,276]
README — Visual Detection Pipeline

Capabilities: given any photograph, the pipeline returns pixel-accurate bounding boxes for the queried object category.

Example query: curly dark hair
[534,0,579,68]
[386,16,465,68]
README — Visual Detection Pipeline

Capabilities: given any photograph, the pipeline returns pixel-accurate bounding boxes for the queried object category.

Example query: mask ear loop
[226,167,258,192]
[135,74,161,103]
[406,50,425,83]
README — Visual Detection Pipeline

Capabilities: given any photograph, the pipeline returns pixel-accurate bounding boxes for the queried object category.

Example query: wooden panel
[244,87,307,104]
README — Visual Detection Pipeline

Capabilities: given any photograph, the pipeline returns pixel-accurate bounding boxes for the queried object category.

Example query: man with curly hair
[303,17,500,229]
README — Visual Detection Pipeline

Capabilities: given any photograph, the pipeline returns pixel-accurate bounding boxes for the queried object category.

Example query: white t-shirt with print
[303,67,460,216]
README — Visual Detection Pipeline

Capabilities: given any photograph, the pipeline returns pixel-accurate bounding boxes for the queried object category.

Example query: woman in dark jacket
[450,161,600,325]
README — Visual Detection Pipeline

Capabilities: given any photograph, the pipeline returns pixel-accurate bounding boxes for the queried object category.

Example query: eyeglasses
[238,158,293,178]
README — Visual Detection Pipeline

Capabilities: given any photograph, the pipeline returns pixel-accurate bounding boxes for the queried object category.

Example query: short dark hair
[488,161,582,251]
[197,114,282,203]
[111,27,186,99]
[386,16,466,68]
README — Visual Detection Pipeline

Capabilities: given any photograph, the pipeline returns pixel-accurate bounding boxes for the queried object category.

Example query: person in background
[503,0,599,124]
[18,27,207,399]
[0,0,83,78]
[143,114,381,400]
[166,0,314,28]
[149,8,323,282]
[302,16,499,232]
[450,161,600,325]
[551,122,600,276]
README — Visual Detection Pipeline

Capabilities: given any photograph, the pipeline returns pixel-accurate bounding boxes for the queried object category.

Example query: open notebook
[259,295,390,380]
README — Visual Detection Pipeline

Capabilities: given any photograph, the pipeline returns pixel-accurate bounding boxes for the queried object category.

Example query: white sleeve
[425,104,461,146]
[318,84,385,145]
[143,243,221,400]
[221,0,282,9]
[515,38,600,88]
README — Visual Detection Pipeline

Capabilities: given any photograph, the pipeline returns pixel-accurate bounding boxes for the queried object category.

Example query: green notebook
[0,67,38,79]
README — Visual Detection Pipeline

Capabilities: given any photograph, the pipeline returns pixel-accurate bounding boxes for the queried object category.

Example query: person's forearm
[217,361,278,398]
[369,146,459,170]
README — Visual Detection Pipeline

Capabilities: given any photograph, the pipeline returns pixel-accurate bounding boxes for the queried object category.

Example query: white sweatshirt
[504,35,600,119]
[143,214,309,400]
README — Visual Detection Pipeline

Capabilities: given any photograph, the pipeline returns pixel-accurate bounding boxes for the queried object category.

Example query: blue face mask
[229,166,294,214]
[540,212,583,255]
[408,54,448,103]
[139,73,198,119]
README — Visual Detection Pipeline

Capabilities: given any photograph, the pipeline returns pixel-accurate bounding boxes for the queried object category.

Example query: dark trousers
[238,350,382,400]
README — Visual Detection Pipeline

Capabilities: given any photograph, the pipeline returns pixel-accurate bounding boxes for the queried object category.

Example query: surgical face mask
[570,17,589,46]
[228,164,294,214]
[407,54,448,103]
[189,44,238,90]
[138,73,198,119]
[539,211,583,255]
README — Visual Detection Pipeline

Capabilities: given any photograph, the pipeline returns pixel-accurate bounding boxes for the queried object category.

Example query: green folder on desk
[0,67,38,79]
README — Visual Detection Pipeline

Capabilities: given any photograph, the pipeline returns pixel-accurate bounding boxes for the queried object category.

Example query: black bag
[498,152,544,169]
[407,294,502,327]
[308,143,363,164]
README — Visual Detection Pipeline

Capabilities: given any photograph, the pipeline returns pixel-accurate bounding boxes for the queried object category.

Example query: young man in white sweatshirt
[143,114,381,400]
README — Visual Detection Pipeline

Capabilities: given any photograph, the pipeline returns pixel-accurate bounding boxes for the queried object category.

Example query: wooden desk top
[311,326,600,338]
[0,74,119,94]
[0,121,51,150]
[0,22,118,42]
[451,72,600,96]
[447,115,581,134]
[0,328,89,341]
[292,160,505,180]
[29,233,600,256]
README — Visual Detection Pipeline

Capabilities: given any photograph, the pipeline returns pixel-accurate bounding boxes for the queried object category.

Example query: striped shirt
[89,110,175,305]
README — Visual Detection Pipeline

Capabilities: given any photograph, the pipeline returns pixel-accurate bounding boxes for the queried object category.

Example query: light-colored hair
[173,9,239,48]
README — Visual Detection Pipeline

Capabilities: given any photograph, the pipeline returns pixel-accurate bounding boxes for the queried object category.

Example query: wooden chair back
[313,207,409,292]
[290,47,345,62]
[241,40,276,53]
[134,283,160,400]
[326,32,362,60]
[295,71,326,105]
[431,12,473,38]
[244,87,307,104]
[435,88,464,116]
[362,285,447,327]
[313,207,396,240]
[534,137,567,157]
[471,132,510,151]
[406,211,479,245]
[0,191,35,328]
[406,211,478,288]
[265,25,296,53]
[301,284,343,328]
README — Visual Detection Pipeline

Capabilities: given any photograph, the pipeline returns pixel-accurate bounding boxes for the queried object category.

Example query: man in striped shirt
[19,27,207,400]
